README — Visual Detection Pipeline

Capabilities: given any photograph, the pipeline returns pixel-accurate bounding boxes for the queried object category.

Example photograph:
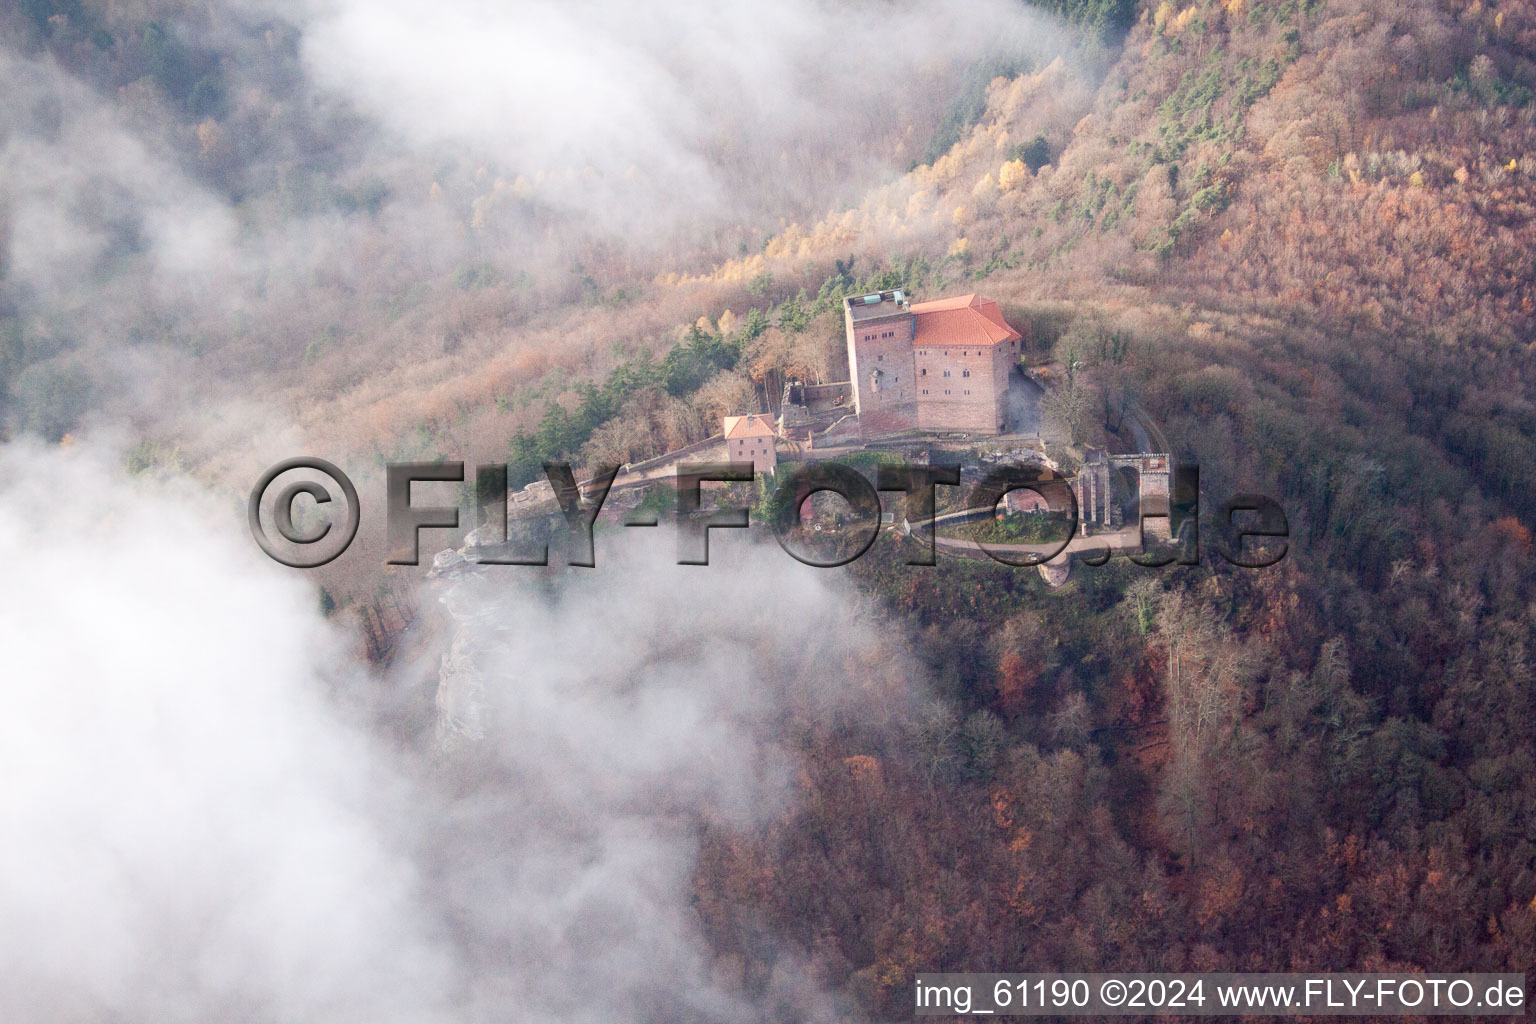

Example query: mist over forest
[3,0,1535,1018]
[0,0,1071,449]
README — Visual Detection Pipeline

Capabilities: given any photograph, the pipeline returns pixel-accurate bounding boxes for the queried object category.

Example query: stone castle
[844,289,1026,435]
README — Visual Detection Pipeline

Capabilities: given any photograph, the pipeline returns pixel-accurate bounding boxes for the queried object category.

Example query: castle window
[943,370,950,377]
[877,355,883,361]
[962,369,970,377]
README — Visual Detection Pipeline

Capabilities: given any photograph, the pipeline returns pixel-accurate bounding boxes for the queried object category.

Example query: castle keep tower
[843,290,918,435]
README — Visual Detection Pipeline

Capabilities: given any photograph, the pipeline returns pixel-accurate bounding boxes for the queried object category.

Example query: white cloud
[0,442,452,1022]
[0,441,888,1021]
[294,0,1068,235]
[0,51,240,301]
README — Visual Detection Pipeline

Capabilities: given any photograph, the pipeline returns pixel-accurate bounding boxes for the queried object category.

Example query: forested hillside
[680,0,1536,1014]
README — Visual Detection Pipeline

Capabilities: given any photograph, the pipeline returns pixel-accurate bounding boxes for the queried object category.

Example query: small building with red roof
[722,413,778,474]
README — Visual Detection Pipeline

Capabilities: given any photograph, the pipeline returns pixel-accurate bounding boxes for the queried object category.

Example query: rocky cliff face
[425,530,533,760]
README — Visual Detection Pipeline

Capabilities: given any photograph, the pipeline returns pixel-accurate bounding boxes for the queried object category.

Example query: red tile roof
[722,413,776,439]
[909,293,1021,348]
